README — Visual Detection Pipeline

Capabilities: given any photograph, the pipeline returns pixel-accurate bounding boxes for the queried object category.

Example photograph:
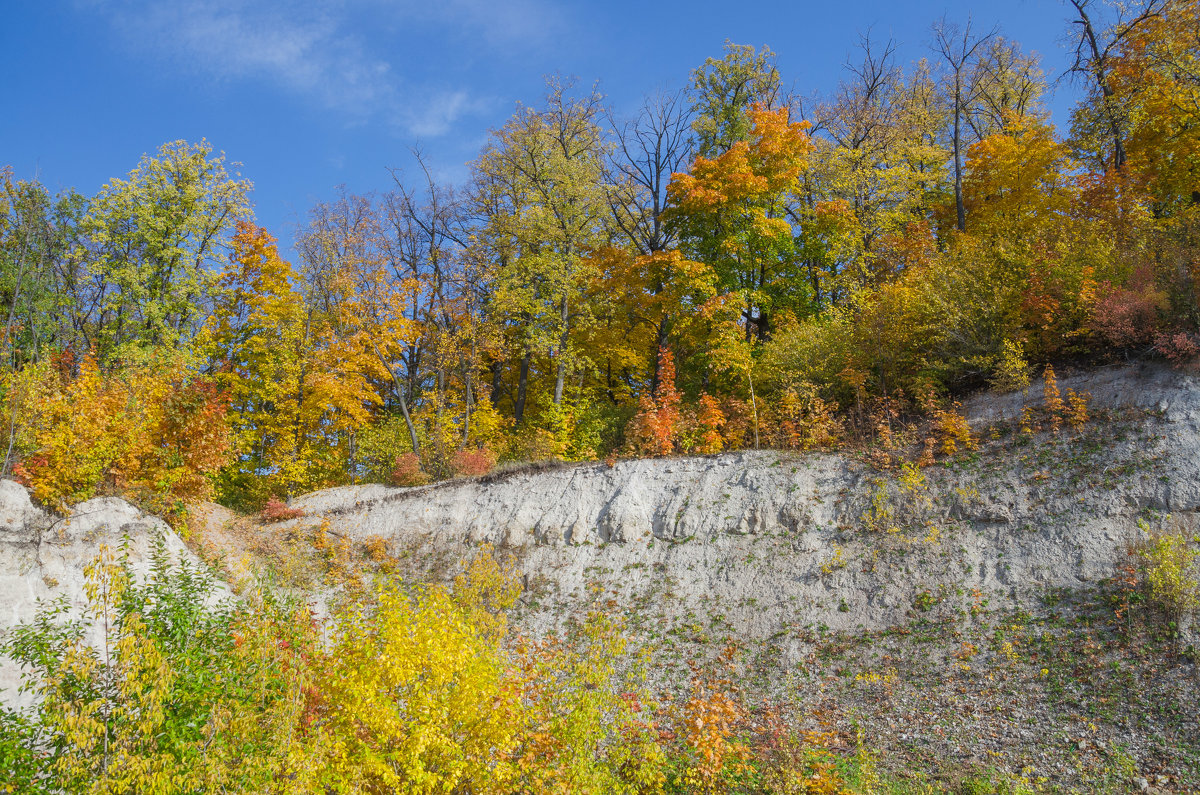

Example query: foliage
[512,612,666,794]
[4,4,1200,501]
[450,445,498,478]
[3,543,914,794]
[626,346,684,456]
[301,557,524,794]
[670,648,749,793]
[208,223,380,507]
[4,352,232,519]
[259,497,305,523]
[0,539,312,793]
[1137,526,1200,626]
[390,452,430,487]
[82,140,252,359]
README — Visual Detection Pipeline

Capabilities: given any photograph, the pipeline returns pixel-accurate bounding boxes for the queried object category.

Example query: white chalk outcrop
[2,361,1197,707]
[0,486,211,710]
[288,362,1200,650]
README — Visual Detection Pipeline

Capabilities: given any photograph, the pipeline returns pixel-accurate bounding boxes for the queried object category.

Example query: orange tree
[668,105,814,343]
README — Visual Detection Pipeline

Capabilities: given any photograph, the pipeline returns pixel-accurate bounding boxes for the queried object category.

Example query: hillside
[3,361,1199,791]
[267,362,1197,640]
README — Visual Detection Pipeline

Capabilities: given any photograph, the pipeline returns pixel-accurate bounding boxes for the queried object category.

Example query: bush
[1138,527,1200,626]
[389,452,430,487]
[1154,330,1200,365]
[4,352,233,520]
[1,543,909,793]
[449,446,497,478]
[259,496,305,523]
[0,538,313,793]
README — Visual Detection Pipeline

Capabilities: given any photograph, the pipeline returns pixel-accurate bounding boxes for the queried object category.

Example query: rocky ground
[2,360,1199,791]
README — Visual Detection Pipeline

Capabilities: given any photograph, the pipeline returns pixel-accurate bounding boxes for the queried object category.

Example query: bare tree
[824,34,903,153]
[965,38,1047,142]
[606,89,694,256]
[933,17,999,232]
[1067,0,1168,171]
[605,90,694,390]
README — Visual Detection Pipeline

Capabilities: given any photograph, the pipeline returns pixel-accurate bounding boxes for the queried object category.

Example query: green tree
[84,140,252,358]
[473,78,611,416]
[0,172,87,368]
[690,42,783,158]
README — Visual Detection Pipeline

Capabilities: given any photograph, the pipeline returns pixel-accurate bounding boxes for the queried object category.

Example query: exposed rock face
[2,361,1197,707]
[0,486,208,711]
[287,362,1199,652]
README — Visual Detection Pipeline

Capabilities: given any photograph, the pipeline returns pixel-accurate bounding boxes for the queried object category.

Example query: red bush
[450,446,497,478]
[260,497,304,523]
[390,452,429,487]
[1154,330,1200,365]
[1089,275,1166,348]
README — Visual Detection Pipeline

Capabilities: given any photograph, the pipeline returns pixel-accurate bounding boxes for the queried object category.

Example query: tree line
[2,0,1198,514]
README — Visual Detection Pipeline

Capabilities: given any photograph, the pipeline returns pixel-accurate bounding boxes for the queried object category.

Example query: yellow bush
[6,352,232,518]
[306,575,524,794]
[1139,529,1200,624]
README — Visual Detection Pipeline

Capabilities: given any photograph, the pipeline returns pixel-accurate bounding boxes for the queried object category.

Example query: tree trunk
[462,363,473,443]
[491,359,503,405]
[371,340,421,458]
[954,81,966,232]
[514,350,531,426]
[554,296,568,405]
[650,318,671,395]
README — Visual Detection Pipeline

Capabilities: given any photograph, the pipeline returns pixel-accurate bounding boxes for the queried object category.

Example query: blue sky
[2,0,1082,254]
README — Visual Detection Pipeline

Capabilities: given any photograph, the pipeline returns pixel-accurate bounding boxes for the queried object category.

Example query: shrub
[260,496,305,523]
[991,339,1031,392]
[1138,528,1200,626]
[625,346,683,457]
[683,393,726,455]
[933,404,975,456]
[389,452,430,487]
[1089,277,1167,348]
[501,426,564,465]
[306,569,524,792]
[450,446,497,478]
[1154,330,1200,365]
[1041,365,1064,431]
[0,539,313,793]
[3,353,233,519]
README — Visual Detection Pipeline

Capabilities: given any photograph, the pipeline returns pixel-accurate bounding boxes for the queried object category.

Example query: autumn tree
[962,114,1076,237]
[932,17,998,232]
[209,223,379,506]
[473,77,611,419]
[299,189,426,471]
[1108,0,1200,209]
[809,38,947,288]
[690,42,784,158]
[1067,0,1170,172]
[669,105,813,342]
[965,38,1047,142]
[605,91,699,390]
[0,172,87,370]
[83,140,252,359]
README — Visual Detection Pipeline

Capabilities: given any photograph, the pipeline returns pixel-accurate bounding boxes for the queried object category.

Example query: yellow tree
[1112,0,1200,210]
[473,78,611,420]
[304,558,525,794]
[208,223,378,506]
[585,246,717,400]
[962,114,1076,237]
[808,45,948,292]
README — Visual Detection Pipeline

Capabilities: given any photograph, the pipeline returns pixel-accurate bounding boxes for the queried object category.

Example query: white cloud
[81,0,550,136]
[401,89,496,139]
